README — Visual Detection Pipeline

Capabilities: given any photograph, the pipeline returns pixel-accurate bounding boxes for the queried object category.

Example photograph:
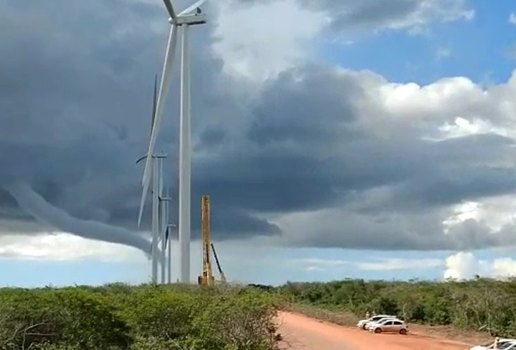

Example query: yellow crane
[198,195,214,286]
[197,195,227,286]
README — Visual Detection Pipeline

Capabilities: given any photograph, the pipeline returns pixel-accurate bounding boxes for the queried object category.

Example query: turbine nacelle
[169,13,207,26]
[164,0,207,25]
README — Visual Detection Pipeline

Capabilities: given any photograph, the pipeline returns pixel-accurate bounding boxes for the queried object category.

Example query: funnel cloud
[5,182,150,254]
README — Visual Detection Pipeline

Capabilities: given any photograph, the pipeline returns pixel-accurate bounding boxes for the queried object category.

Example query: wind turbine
[138,0,207,284]
[137,75,169,284]
[159,175,175,284]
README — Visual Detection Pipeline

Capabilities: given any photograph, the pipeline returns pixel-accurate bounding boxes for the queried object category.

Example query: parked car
[470,339,516,350]
[357,315,396,330]
[365,317,401,330]
[368,318,408,334]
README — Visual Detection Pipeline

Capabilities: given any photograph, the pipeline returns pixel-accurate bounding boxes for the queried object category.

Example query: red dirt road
[277,312,470,350]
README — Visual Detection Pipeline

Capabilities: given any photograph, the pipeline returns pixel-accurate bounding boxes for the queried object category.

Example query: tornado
[5,182,151,255]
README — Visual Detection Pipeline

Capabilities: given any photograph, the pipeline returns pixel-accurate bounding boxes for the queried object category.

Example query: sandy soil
[277,312,471,350]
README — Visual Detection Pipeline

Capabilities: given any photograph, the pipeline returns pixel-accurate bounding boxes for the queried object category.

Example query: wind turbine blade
[136,154,147,164]
[163,0,177,19]
[151,74,158,136]
[137,179,149,227]
[179,0,207,16]
[158,157,164,197]
[141,24,178,192]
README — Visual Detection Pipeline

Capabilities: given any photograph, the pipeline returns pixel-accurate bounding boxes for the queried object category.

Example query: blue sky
[2,0,516,287]
[0,246,451,287]
[0,238,512,287]
[323,0,516,85]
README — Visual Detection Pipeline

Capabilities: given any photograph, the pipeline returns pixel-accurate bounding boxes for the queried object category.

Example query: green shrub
[0,285,279,350]
[192,290,279,350]
[126,288,202,339]
[0,288,130,350]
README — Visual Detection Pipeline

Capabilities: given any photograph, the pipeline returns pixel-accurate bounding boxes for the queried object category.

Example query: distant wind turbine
[136,75,170,284]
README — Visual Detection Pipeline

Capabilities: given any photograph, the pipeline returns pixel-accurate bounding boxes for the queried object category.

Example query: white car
[365,317,400,330]
[368,318,408,335]
[470,339,516,350]
[357,315,396,330]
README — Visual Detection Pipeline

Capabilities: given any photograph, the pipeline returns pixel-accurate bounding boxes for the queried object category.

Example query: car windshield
[379,319,393,324]
[486,341,514,349]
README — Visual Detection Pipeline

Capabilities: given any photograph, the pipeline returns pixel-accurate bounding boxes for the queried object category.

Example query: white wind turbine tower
[138,0,207,284]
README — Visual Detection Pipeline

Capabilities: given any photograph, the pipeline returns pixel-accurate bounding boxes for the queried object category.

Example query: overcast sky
[1,0,516,285]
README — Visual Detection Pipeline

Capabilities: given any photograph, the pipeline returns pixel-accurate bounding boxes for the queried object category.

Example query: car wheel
[374,328,382,334]
[362,324,367,330]
[399,329,407,335]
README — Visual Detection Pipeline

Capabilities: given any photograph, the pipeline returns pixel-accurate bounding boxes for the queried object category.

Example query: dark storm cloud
[282,210,516,251]
[2,0,516,252]
[190,62,516,250]
[248,66,362,145]
[0,0,278,239]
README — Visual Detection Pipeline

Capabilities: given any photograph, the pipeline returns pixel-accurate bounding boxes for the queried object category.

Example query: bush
[0,288,130,350]
[0,285,280,350]
[193,290,279,350]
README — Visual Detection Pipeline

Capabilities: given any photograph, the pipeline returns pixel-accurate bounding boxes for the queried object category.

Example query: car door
[382,320,393,332]
[392,320,403,332]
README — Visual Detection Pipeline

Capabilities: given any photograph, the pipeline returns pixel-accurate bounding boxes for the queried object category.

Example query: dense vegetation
[0,284,281,350]
[5,279,515,348]
[277,279,516,337]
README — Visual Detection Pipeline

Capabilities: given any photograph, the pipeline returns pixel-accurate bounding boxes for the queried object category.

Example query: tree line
[276,278,516,337]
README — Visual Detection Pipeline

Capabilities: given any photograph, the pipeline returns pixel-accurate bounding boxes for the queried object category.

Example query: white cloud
[356,70,516,142]
[212,0,327,80]
[443,195,516,235]
[444,251,481,279]
[438,116,508,139]
[378,76,480,121]
[509,13,516,25]
[0,233,145,262]
[436,47,452,59]
[305,0,474,36]
[444,251,516,280]
[288,257,442,272]
[492,258,516,278]
[442,201,481,234]
[358,258,443,271]
[285,258,342,273]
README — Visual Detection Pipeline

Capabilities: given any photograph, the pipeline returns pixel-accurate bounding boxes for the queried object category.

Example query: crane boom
[211,243,226,283]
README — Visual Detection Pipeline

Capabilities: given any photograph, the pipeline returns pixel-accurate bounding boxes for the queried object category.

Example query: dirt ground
[277,312,472,350]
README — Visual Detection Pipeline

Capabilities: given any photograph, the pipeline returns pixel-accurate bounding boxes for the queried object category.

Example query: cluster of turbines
[137,0,207,284]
